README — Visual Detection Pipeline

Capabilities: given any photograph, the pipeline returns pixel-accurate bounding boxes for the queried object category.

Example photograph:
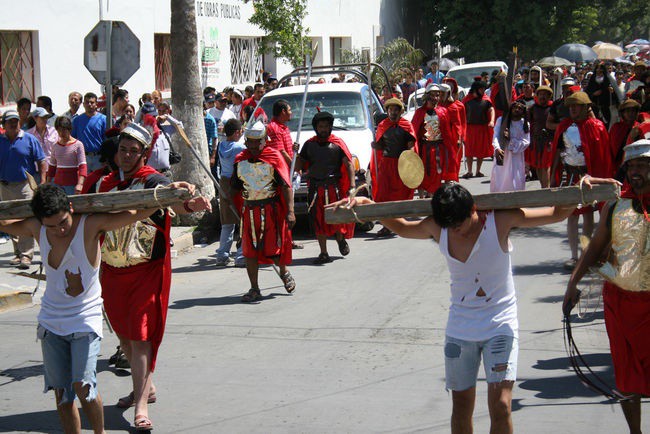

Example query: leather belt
[243,196,279,207]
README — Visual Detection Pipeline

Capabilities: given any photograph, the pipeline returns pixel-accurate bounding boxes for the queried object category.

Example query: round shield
[398,150,425,189]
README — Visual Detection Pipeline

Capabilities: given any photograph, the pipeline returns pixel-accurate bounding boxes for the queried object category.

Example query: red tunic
[525,102,554,169]
[463,95,494,159]
[233,146,293,265]
[411,105,457,192]
[370,118,417,202]
[301,134,355,238]
[609,121,636,171]
[551,117,613,179]
[99,166,171,371]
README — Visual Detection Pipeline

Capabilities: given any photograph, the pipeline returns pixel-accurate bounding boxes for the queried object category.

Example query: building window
[331,37,342,65]
[230,37,263,84]
[0,31,34,105]
[154,33,172,91]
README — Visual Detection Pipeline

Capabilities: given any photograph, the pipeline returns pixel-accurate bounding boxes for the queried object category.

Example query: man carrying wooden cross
[0,179,202,434]
[327,178,617,434]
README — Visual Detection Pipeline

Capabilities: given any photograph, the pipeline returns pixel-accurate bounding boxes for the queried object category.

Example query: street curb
[0,291,32,313]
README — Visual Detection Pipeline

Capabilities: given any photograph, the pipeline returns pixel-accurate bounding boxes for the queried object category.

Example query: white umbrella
[592,42,624,60]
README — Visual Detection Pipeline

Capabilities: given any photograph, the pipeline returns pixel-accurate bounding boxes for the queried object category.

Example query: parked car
[404,87,426,121]
[249,64,387,223]
[445,61,508,99]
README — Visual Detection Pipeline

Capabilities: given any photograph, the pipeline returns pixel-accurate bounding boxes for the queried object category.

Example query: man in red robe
[295,112,355,264]
[442,78,467,178]
[412,83,456,196]
[462,80,495,178]
[99,123,211,430]
[231,121,295,302]
[526,85,554,188]
[565,139,650,434]
[609,99,641,176]
[550,91,613,269]
[370,98,417,237]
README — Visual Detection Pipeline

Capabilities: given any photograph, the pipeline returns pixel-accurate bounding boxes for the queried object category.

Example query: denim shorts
[444,334,518,391]
[37,324,101,405]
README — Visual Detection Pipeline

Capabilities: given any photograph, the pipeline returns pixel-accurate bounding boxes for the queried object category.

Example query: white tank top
[38,215,103,337]
[439,212,518,341]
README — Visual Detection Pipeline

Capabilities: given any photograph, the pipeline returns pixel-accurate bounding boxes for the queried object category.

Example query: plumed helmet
[120,122,152,149]
[623,139,650,163]
[244,120,267,140]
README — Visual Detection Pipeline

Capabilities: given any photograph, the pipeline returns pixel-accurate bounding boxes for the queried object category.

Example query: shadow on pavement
[513,260,564,276]
[517,353,615,400]
[0,362,43,385]
[511,226,565,239]
[169,291,290,309]
[0,405,131,433]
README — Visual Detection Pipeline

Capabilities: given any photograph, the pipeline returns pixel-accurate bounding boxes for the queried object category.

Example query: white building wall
[0,0,381,111]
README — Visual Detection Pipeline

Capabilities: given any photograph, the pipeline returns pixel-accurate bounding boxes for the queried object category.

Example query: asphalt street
[0,162,643,433]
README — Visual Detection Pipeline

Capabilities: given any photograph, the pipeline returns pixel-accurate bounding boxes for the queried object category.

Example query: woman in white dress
[490,100,530,192]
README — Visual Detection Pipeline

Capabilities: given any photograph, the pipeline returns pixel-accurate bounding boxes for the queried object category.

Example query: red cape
[441,100,467,144]
[551,117,613,179]
[303,134,355,238]
[610,121,637,169]
[98,164,171,372]
[233,146,292,264]
[370,117,417,200]
[620,183,650,209]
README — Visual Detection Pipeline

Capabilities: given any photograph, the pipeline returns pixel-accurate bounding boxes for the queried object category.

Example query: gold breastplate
[237,160,277,200]
[424,113,441,141]
[101,218,158,267]
[597,199,650,291]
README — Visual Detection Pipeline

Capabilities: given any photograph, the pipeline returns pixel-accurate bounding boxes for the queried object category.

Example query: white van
[445,61,508,99]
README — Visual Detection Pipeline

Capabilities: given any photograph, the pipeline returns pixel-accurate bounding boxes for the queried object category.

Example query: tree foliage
[244,0,311,67]
[377,38,425,76]
[412,0,650,62]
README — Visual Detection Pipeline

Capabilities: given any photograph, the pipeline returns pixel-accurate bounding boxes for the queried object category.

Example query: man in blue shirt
[72,93,106,172]
[0,109,47,268]
[425,61,445,85]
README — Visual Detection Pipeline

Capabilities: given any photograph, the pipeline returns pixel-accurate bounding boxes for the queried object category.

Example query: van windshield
[447,66,504,88]
[254,92,368,131]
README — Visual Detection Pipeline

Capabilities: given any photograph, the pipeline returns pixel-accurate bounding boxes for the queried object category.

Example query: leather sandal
[281,271,296,293]
[313,253,333,265]
[116,391,157,408]
[337,239,350,256]
[134,414,153,431]
[241,288,262,303]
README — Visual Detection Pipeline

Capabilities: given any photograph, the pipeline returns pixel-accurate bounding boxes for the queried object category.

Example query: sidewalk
[0,226,196,313]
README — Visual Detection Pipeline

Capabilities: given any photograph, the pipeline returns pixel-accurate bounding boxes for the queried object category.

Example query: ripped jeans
[38,324,101,405]
[444,334,518,391]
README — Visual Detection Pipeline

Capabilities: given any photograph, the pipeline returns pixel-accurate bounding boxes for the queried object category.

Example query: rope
[153,184,176,217]
[346,183,368,224]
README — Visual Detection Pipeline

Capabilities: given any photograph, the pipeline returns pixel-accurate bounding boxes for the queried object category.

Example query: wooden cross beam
[325,184,620,224]
[0,188,192,220]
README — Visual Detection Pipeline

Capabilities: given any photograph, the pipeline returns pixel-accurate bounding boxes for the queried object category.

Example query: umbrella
[429,58,458,71]
[632,38,650,46]
[614,57,634,65]
[553,43,598,63]
[592,42,623,59]
[537,56,574,67]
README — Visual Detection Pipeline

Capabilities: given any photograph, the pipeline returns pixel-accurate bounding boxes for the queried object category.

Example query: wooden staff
[0,188,192,220]
[325,184,620,224]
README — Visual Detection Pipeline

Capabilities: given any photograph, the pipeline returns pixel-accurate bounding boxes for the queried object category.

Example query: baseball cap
[2,109,19,123]
[140,102,158,116]
[31,107,49,118]
[204,94,216,103]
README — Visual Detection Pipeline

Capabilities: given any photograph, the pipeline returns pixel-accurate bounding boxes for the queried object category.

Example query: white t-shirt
[438,212,518,341]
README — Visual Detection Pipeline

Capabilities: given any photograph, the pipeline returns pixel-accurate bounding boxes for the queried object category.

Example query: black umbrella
[553,43,598,63]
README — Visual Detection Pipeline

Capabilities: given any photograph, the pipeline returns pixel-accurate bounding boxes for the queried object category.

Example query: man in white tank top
[328,179,614,434]
[0,184,190,434]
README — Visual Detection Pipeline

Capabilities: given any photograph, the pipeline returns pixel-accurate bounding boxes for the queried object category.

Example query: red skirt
[375,157,414,202]
[419,142,459,193]
[464,124,494,158]
[525,139,554,169]
[603,283,650,395]
[308,183,354,238]
[101,258,171,371]
[241,199,292,265]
